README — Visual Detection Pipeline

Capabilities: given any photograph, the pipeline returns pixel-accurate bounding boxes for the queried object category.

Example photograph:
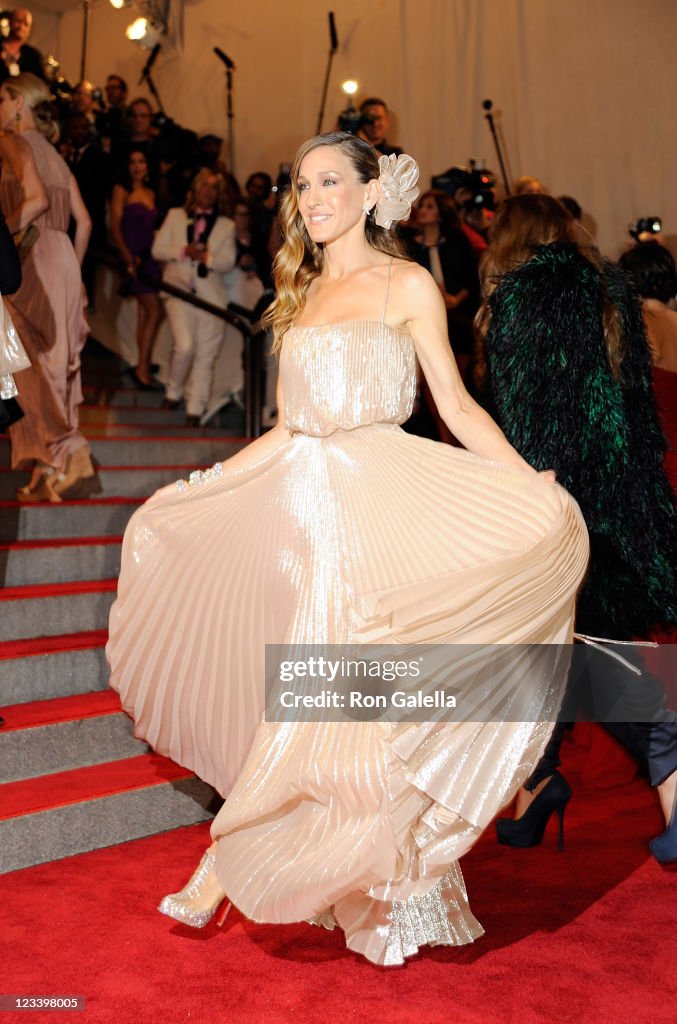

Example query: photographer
[152,169,236,425]
[356,97,402,157]
[0,9,45,84]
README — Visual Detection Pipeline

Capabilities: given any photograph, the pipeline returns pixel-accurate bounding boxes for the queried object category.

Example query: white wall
[53,0,677,257]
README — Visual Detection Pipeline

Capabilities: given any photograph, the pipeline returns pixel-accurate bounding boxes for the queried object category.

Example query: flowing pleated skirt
[107,422,588,963]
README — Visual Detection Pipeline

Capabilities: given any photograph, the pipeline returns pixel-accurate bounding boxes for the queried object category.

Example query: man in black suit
[62,112,112,300]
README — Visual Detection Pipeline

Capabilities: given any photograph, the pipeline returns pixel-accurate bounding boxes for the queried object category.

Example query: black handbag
[0,212,22,294]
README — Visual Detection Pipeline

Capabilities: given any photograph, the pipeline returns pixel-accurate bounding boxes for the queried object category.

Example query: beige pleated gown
[0,129,90,471]
[108,316,589,965]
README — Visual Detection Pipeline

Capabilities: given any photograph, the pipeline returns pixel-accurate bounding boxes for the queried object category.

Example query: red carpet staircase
[0,384,247,874]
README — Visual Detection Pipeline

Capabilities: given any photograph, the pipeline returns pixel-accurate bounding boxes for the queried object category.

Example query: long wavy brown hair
[476,194,625,379]
[264,132,408,352]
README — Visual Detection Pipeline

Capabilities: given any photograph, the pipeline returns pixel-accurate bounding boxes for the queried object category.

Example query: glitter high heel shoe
[157,850,232,928]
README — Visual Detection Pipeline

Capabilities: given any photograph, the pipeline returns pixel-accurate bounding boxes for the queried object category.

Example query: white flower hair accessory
[374,153,420,229]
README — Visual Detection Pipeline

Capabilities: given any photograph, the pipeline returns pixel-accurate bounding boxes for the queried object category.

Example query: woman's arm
[109,184,134,269]
[68,173,92,267]
[147,372,292,504]
[398,263,547,475]
[0,133,48,233]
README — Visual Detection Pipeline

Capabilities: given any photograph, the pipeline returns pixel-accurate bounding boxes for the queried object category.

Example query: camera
[629,217,662,240]
[337,104,375,136]
[432,160,497,211]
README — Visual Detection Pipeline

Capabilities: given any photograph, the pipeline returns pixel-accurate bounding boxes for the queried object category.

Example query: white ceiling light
[125,16,163,48]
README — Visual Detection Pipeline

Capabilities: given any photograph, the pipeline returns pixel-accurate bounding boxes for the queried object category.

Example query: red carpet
[0,754,192,820]
[0,629,108,660]
[3,736,676,1024]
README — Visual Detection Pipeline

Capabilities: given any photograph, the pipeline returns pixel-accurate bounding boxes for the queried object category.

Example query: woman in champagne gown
[0,73,94,502]
[107,133,589,965]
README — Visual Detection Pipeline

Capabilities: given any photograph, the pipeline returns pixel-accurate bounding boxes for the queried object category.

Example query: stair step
[0,498,141,541]
[83,423,233,438]
[1,689,121,731]
[0,579,117,642]
[0,437,244,467]
[82,386,168,408]
[80,404,189,426]
[0,536,122,585]
[0,466,205,500]
[0,754,217,873]
[0,630,109,705]
[0,694,146,783]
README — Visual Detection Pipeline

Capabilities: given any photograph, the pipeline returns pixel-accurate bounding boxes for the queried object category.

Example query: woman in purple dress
[110,148,163,389]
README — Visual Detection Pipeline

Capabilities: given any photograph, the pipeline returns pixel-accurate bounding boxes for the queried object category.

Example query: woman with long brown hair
[0,72,94,501]
[476,194,677,863]
[107,134,587,963]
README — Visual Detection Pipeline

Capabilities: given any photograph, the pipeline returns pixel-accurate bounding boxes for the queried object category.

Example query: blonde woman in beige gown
[0,74,93,502]
[107,133,589,965]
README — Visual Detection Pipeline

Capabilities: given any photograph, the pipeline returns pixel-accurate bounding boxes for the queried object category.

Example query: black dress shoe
[186,415,201,428]
[132,371,163,392]
[161,399,181,411]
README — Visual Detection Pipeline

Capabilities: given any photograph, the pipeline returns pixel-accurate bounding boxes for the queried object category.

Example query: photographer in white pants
[152,170,236,424]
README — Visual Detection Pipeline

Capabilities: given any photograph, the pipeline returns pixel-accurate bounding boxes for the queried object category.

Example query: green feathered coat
[484,242,676,638]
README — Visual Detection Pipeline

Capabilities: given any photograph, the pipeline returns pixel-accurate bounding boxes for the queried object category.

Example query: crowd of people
[0,6,675,967]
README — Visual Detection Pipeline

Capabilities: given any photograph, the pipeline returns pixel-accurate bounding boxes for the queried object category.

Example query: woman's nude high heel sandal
[158,850,232,928]
[16,467,62,504]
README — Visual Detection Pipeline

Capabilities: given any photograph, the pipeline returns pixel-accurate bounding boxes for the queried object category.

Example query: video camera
[629,217,662,241]
[337,103,376,136]
[432,159,497,212]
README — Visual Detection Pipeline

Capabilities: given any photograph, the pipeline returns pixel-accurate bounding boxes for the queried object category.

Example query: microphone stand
[482,99,511,197]
[144,72,166,117]
[214,49,236,174]
[225,64,235,173]
[316,12,338,134]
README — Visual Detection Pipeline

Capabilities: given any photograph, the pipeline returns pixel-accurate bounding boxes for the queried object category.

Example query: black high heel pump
[496,772,572,851]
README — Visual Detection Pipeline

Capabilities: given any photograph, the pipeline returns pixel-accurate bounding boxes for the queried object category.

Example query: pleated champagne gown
[108,315,588,965]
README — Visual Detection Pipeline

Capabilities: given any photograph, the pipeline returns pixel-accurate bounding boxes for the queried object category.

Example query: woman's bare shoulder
[392,259,437,302]
[0,131,30,157]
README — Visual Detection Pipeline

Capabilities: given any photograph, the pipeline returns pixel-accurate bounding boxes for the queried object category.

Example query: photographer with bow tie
[152,169,236,425]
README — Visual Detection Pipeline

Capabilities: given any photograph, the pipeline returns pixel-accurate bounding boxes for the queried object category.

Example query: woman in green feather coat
[476,194,677,863]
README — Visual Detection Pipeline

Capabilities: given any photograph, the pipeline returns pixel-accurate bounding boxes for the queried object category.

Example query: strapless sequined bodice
[280,320,416,436]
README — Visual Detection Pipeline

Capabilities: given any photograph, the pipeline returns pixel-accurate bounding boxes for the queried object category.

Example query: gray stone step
[0,437,243,467]
[80,404,188,426]
[0,582,116,642]
[82,386,166,409]
[1,711,148,783]
[0,500,139,541]
[0,467,191,500]
[0,639,109,705]
[0,774,217,874]
[0,538,122,586]
[82,423,232,438]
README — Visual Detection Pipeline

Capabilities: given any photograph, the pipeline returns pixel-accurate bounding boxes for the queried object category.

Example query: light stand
[316,12,338,134]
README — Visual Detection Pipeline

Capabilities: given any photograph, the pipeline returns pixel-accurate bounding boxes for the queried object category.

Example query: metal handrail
[92,248,267,437]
